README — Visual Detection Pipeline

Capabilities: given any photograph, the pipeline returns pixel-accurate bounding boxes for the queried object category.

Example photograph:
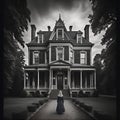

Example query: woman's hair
[58,90,63,97]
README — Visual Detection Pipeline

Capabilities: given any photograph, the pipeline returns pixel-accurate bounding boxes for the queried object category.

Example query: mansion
[24,16,96,97]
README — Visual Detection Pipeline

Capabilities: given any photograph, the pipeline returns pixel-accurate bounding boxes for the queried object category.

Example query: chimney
[31,24,36,41]
[69,26,73,31]
[47,26,51,31]
[84,25,89,41]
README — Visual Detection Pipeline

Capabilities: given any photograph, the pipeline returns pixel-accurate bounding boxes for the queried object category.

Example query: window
[70,50,73,63]
[57,29,64,40]
[38,34,43,43]
[77,34,82,43]
[57,47,64,60]
[33,51,39,64]
[80,52,87,64]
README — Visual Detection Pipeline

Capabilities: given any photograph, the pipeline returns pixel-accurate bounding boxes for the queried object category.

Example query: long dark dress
[56,96,65,114]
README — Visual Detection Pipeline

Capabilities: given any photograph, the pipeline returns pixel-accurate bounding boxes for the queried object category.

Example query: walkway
[29,100,93,120]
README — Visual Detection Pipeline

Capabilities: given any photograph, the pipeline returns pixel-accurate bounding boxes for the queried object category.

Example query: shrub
[72,92,77,97]
[32,103,39,108]
[19,90,27,97]
[79,102,85,107]
[92,90,99,97]
[27,105,37,112]
[84,92,90,97]
[41,92,48,97]
[72,98,76,102]
[75,100,80,105]
[39,100,44,105]
[78,90,84,97]
[83,104,93,112]
[12,111,28,120]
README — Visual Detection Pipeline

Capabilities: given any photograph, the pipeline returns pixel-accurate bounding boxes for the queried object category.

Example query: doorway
[57,75,63,90]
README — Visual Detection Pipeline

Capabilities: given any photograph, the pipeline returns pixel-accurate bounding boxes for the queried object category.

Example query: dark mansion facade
[24,16,96,96]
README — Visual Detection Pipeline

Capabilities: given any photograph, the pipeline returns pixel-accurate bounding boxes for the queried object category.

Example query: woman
[56,90,65,114]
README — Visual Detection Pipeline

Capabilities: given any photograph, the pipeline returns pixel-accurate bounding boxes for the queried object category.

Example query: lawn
[3,97,47,119]
[74,97,116,119]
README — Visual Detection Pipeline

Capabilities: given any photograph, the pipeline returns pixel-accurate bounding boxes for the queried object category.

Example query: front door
[57,75,63,90]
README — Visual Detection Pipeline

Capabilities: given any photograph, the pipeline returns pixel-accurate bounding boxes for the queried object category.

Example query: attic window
[77,34,82,43]
[56,29,64,40]
[38,34,44,43]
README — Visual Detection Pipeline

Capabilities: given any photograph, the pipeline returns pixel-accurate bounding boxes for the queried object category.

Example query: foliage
[4,0,30,96]
[89,0,117,95]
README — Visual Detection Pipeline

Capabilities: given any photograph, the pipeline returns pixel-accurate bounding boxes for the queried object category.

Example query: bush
[75,100,80,105]
[19,90,27,97]
[27,105,37,112]
[92,90,99,97]
[39,100,44,105]
[12,111,28,120]
[78,90,84,97]
[93,110,112,120]
[83,104,93,112]
[32,103,39,108]
[79,102,85,107]
[72,92,77,97]
[41,92,48,97]
[84,92,90,97]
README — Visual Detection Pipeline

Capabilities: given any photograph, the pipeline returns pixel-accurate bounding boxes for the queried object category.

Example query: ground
[3,97,116,120]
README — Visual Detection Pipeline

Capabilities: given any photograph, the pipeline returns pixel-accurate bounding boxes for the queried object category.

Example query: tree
[11,49,25,96]
[89,0,118,95]
[4,0,30,96]
[93,54,103,92]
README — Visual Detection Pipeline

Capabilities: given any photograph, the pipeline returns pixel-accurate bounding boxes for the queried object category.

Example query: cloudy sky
[23,0,105,65]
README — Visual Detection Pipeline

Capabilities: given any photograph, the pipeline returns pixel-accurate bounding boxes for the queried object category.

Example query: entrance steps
[49,89,70,99]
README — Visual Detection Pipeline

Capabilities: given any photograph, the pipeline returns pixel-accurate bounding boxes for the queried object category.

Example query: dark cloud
[27,0,89,18]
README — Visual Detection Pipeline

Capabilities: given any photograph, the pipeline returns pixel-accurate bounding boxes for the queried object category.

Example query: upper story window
[80,51,87,64]
[77,34,82,43]
[33,51,39,64]
[56,29,64,40]
[57,47,64,60]
[70,50,73,63]
[38,34,44,43]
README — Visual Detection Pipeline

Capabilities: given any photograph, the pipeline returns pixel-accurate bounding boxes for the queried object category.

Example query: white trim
[73,47,91,50]
[49,43,72,47]
[24,68,48,71]
[70,68,95,71]
[49,47,51,63]
[80,51,87,65]
[50,66,70,69]
[29,47,46,50]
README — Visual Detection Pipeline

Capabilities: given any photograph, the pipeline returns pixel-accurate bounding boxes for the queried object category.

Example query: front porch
[24,66,96,96]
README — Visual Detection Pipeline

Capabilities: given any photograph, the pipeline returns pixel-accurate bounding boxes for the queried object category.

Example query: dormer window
[56,28,64,40]
[77,34,82,43]
[38,34,44,43]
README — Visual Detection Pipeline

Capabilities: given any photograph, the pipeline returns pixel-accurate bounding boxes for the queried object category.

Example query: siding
[39,50,45,64]
[29,50,33,65]
[74,50,80,64]
[86,50,90,65]
[51,46,56,61]
[64,46,69,61]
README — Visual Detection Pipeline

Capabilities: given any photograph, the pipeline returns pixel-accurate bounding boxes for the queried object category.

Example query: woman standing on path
[56,90,65,114]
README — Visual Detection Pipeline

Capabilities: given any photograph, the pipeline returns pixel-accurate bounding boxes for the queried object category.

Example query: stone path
[29,100,93,120]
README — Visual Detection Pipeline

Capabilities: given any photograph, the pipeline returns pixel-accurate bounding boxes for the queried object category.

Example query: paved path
[29,100,93,120]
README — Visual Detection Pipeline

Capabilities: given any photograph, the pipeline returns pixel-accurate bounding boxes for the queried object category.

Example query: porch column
[27,79,30,89]
[85,75,87,88]
[24,70,26,89]
[32,77,35,89]
[94,70,96,89]
[49,69,52,89]
[37,69,39,89]
[68,69,71,89]
[51,69,53,89]
[72,71,75,89]
[90,72,93,88]
[80,70,83,89]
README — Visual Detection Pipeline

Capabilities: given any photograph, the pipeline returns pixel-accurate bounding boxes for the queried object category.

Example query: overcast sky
[23,0,105,65]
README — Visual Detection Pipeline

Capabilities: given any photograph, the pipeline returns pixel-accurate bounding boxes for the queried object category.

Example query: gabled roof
[49,60,71,66]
